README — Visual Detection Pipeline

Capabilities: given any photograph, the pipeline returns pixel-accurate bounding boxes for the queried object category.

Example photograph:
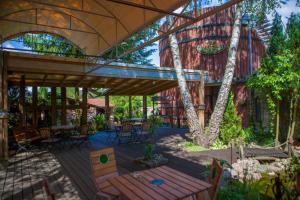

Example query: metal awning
[6,52,205,95]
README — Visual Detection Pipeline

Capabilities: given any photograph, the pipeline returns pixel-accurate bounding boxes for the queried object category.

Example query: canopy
[0,0,189,55]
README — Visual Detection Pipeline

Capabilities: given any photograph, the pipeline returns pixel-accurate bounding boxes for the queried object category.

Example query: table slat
[123,175,167,200]
[156,167,206,191]
[117,176,154,200]
[109,177,142,200]
[161,166,212,188]
[151,168,200,193]
[143,170,189,198]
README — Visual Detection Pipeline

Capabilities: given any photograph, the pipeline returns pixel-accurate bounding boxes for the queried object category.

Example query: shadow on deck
[0,127,237,200]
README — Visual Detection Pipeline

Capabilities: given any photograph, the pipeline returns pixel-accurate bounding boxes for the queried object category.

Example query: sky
[2,0,299,67]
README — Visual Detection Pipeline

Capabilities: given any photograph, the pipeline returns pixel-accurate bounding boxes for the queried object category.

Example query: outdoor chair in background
[139,121,151,141]
[39,127,61,150]
[13,128,29,153]
[90,147,120,199]
[69,124,89,148]
[116,122,133,144]
[13,128,41,153]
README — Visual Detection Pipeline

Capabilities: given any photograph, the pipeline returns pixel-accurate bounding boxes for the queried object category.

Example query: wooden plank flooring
[0,128,237,200]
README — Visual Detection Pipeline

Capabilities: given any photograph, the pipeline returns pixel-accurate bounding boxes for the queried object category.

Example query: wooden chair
[90,148,120,199]
[13,128,28,153]
[70,124,89,147]
[194,159,223,200]
[39,128,61,149]
[207,159,223,200]
[43,178,56,200]
[13,128,41,153]
[117,122,132,144]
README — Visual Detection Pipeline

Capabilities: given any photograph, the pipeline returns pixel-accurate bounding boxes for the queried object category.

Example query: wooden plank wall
[159,6,266,127]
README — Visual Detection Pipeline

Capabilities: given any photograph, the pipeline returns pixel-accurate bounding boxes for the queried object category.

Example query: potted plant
[135,115,168,167]
[290,156,300,193]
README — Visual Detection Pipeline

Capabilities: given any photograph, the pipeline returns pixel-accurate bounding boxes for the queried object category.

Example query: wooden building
[159,6,266,127]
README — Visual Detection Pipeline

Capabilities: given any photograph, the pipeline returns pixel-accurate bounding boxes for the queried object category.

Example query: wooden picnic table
[108,165,212,200]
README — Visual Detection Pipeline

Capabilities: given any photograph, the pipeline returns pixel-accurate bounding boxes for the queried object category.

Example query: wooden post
[61,87,67,125]
[198,72,205,129]
[176,101,180,128]
[19,75,26,127]
[51,87,57,126]
[143,96,147,119]
[82,87,88,125]
[105,95,110,129]
[32,86,38,127]
[129,96,132,119]
[0,51,8,158]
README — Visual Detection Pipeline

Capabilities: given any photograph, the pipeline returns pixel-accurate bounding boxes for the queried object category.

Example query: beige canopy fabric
[0,0,189,55]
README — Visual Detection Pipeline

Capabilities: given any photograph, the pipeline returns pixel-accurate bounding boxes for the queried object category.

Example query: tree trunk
[287,98,298,144]
[168,18,207,147]
[275,101,280,146]
[208,3,243,145]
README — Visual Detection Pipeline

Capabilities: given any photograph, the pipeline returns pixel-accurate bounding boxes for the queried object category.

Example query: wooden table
[51,125,76,131]
[108,166,212,200]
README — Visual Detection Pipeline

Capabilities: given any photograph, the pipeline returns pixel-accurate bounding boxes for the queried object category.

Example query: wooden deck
[0,128,237,200]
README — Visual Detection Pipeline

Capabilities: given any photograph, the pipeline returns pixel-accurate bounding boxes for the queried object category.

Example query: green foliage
[93,114,106,131]
[183,141,208,152]
[102,25,158,65]
[144,115,163,160]
[21,33,84,57]
[211,139,228,149]
[217,179,262,200]
[247,13,300,141]
[144,143,155,160]
[291,156,300,173]
[219,93,249,145]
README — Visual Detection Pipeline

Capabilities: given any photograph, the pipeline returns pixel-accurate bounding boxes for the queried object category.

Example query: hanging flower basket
[197,40,226,55]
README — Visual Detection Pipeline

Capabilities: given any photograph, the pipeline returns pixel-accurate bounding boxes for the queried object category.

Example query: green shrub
[94,114,106,130]
[219,93,248,145]
[291,156,300,173]
[217,180,262,200]
[211,139,227,149]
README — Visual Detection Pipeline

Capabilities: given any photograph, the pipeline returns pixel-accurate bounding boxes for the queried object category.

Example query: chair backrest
[43,178,56,200]
[81,125,89,135]
[90,148,118,179]
[13,128,26,142]
[40,128,51,139]
[121,122,132,133]
[142,122,150,131]
[208,159,223,200]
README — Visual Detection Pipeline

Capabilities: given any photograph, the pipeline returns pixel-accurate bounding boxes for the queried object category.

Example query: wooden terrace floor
[0,128,238,200]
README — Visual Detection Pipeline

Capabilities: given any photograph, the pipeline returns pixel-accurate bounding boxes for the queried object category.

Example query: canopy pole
[105,95,110,129]
[19,75,26,127]
[129,96,132,119]
[82,87,88,125]
[51,87,57,126]
[61,87,67,125]
[143,96,147,119]
[198,72,205,129]
[32,86,38,128]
